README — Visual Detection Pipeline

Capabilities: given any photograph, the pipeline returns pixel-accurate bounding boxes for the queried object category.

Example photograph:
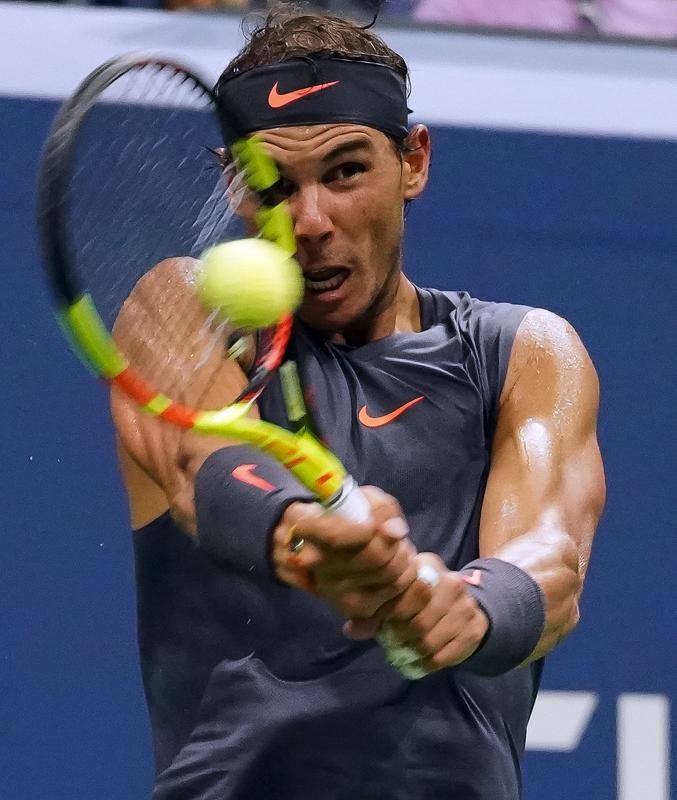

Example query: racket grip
[326,478,428,680]
[325,476,372,524]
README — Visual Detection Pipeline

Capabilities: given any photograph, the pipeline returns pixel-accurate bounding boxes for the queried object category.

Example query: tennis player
[112,9,605,799]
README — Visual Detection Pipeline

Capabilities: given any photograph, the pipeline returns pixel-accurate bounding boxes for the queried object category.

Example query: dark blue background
[2,96,675,799]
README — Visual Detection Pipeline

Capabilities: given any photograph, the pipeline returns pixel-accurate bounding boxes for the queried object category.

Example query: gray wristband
[459,558,546,677]
[195,446,315,577]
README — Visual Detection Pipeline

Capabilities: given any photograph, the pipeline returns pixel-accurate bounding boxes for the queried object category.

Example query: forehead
[254,123,391,169]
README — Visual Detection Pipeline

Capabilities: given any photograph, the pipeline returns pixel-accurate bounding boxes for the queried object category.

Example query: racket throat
[325,476,371,524]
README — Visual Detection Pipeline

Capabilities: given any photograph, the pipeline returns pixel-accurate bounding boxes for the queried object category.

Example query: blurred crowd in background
[9,0,677,41]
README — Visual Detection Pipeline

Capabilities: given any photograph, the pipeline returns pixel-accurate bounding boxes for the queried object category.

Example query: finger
[419,617,487,672]
[413,551,447,579]
[342,550,437,636]
[384,572,436,623]
[409,608,472,657]
[321,579,410,620]
[312,533,398,577]
[282,500,324,526]
[360,486,409,540]
[317,538,416,586]
[389,551,448,618]
[342,589,406,640]
[386,598,449,647]
[293,508,376,549]
[388,563,470,644]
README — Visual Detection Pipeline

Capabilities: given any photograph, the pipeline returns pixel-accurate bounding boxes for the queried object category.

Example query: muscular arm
[348,308,605,672]
[479,308,606,660]
[111,257,255,532]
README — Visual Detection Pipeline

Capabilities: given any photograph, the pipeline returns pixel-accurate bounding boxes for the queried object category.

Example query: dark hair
[217,5,409,91]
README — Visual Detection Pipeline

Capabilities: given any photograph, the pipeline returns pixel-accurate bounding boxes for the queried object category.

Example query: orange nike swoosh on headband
[358,396,425,428]
[268,80,340,109]
[232,464,275,492]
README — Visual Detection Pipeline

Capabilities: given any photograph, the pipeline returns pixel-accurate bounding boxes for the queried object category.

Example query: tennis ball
[197,238,303,329]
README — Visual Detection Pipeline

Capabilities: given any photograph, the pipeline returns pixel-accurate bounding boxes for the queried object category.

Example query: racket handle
[325,478,428,680]
[325,476,372,524]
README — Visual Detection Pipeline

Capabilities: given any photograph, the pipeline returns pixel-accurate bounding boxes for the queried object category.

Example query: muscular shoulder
[500,308,599,417]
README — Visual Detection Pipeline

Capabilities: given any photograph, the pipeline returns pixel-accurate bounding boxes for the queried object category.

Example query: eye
[265,176,297,205]
[325,162,367,184]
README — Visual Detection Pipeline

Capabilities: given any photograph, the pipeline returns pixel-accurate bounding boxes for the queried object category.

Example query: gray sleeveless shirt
[135,287,540,800]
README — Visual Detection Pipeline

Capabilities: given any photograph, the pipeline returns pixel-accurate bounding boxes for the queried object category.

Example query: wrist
[195,446,315,577]
[457,558,546,677]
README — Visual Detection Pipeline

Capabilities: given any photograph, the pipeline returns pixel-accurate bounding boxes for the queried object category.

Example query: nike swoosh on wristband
[461,570,482,587]
[232,464,275,492]
[268,80,340,109]
[358,396,425,428]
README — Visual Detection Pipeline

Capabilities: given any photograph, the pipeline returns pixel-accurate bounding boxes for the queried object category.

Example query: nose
[290,185,333,244]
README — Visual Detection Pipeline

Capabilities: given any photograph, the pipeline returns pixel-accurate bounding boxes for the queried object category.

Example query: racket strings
[65,63,254,407]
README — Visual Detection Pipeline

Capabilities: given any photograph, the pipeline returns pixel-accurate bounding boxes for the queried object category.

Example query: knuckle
[408,615,428,638]
[320,525,341,548]
[463,597,480,621]
[363,486,404,519]
[416,552,445,570]
[392,569,416,595]
[370,589,396,614]
[382,495,403,519]
[361,485,391,514]
[442,572,465,599]
[390,584,426,620]
[366,541,393,571]
[288,502,323,525]
[413,580,434,604]
[386,601,409,622]
[418,634,437,656]
[472,613,490,642]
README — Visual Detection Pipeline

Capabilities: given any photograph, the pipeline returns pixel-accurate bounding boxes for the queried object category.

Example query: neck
[330,273,421,347]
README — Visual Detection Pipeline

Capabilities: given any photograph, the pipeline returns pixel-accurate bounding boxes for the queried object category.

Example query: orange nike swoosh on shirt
[232,464,275,492]
[461,570,482,587]
[358,395,425,428]
[268,80,340,109]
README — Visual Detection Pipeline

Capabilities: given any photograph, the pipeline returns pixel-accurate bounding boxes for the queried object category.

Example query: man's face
[253,123,428,335]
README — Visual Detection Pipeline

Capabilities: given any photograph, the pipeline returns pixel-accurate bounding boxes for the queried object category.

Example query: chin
[297,308,349,334]
[297,301,363,336]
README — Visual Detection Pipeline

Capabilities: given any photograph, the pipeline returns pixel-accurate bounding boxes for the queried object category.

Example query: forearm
[490,524,582,662]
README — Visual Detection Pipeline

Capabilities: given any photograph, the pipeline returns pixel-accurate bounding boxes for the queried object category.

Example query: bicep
[479,310,606,581]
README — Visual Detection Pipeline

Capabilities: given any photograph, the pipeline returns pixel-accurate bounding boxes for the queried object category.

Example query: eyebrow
[321,139,372,164]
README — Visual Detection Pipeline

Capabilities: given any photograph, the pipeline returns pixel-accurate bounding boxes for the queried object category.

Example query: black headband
[216,57,410,145]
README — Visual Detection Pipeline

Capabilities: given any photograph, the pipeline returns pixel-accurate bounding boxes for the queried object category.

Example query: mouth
[302,266,350,295]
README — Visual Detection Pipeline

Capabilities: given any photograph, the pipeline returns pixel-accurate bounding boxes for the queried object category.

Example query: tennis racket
[38,55,424,678]
[38,54,370,520]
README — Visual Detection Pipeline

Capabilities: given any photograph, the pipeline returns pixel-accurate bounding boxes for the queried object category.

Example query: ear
[401,125,431,201]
